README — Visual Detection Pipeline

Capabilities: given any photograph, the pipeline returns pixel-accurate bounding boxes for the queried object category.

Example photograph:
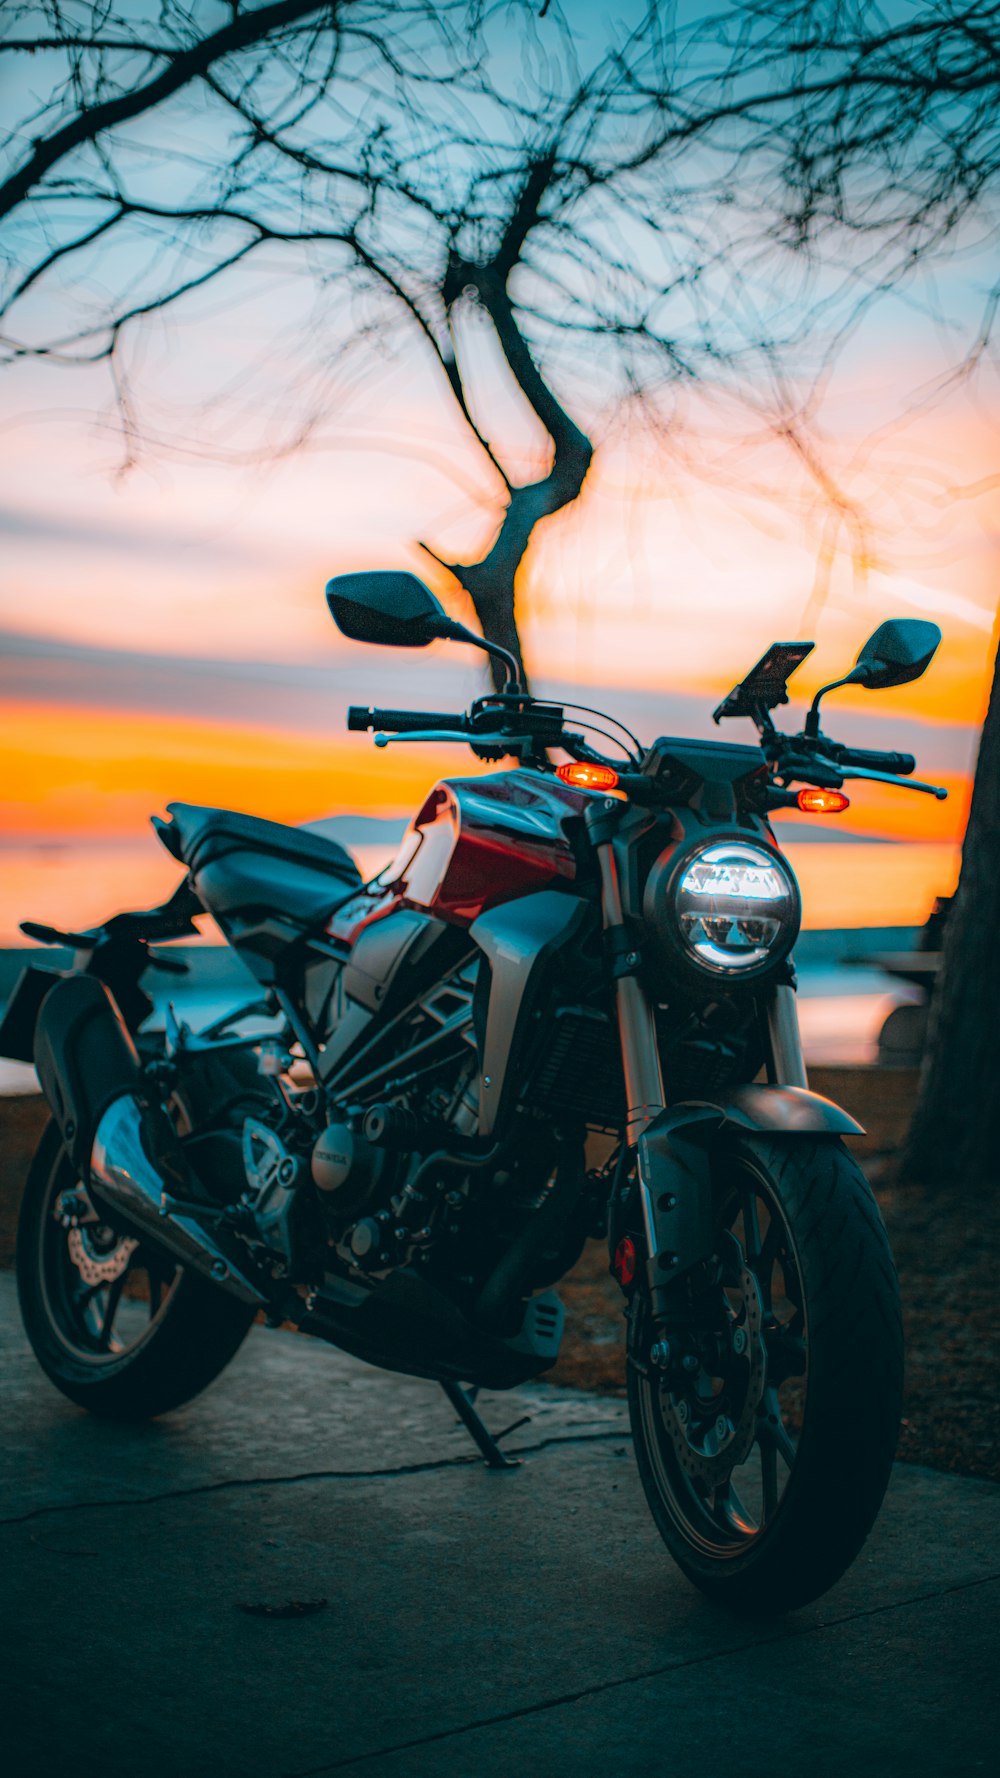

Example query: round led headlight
[644,836,800,985]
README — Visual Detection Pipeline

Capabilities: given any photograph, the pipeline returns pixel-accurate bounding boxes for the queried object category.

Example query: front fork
[588,801,808,1277]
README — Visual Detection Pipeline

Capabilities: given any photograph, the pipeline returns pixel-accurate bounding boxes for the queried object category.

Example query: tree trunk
[421,170,594,691]
[901,634,1000,1186]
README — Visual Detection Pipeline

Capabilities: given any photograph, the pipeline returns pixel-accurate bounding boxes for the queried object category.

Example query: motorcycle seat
[153,803,362,931]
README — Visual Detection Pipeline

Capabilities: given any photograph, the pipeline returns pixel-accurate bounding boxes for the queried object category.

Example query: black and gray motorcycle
[4,571,944,1612]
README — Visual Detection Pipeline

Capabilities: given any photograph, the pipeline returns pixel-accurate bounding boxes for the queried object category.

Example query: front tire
[16,1120,256,1421]
[628,1134,902,1614]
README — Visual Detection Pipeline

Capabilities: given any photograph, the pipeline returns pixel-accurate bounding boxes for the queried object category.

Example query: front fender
[676,1084,864,1139]
[636,1086,863,1292]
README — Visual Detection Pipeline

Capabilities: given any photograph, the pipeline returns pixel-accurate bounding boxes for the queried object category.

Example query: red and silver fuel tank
[327,770,588,939]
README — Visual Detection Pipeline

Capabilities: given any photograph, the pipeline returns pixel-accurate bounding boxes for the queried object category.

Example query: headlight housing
[643,835,800,987]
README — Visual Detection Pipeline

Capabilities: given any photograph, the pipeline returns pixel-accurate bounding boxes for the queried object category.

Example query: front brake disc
[659,1264,766,1487]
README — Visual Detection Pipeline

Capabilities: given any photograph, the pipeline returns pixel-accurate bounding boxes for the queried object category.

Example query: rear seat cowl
[154,803,361,887]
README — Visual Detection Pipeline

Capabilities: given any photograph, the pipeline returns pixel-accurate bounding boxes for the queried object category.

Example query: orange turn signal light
[557,762,620,791]
[797,787,850,814]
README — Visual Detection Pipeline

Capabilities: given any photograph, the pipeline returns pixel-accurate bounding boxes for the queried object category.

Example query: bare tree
[711,0,1000,1189]
[3,1,1000,1177]
[9,1,973,683]
[902,637,1000,1187]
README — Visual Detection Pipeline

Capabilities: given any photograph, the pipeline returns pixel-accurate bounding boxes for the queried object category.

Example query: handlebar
[830,744,916,776]
[347,706,470,735]
[348,702,943,800]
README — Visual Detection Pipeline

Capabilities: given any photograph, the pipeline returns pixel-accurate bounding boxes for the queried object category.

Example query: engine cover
[241,1117,304,1263]
[311,1120,379,1216]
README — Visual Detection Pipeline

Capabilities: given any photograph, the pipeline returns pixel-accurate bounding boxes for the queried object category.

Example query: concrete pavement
[2,1270,998,1777]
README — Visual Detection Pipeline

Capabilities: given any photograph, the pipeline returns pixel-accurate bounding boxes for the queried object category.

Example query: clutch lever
[373,729,512,747]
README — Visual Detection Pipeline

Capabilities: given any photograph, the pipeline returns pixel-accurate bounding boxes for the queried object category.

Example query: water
[0,836,960,944]
[0,929,922,1091]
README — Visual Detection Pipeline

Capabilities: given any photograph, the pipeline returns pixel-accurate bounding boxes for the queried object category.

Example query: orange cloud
[0,700,485,837]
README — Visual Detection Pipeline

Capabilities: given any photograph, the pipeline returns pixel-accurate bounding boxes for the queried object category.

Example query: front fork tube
[593,829,665,1267]
[766,981,809,1087]
[594,820,809,1275]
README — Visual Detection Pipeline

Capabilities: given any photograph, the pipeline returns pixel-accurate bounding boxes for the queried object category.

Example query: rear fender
[0,876,204,1053]
[33,975,143,1176]
[0,964,63,1064]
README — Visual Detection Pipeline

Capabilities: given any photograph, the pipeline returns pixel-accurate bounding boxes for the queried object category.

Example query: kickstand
[441,1381,527,1470]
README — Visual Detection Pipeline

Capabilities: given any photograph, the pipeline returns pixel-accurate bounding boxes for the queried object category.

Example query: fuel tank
[327,770,589,939]
[399,771,588,923]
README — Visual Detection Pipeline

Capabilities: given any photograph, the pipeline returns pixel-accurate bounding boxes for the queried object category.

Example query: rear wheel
[628,1134,902,1614]
[17,1120,256,1420]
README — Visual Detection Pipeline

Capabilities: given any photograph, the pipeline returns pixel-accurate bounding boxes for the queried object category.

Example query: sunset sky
[2,3,998,943]
[2,323,997,940]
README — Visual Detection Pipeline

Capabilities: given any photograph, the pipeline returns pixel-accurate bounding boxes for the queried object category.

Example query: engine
[225,976,483,1281]
[210,948,596,1310]
[308,1057,482,1269]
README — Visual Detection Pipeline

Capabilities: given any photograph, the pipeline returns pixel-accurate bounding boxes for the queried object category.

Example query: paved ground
[3,1272,998,1778]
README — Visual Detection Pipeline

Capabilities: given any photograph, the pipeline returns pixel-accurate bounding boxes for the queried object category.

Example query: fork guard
[638,1085,864,1290]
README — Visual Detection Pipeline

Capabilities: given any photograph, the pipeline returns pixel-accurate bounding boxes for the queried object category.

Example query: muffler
[34,975,265,1305]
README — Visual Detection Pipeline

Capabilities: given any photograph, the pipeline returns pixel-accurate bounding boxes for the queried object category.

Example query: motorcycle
[4,571,945,1613]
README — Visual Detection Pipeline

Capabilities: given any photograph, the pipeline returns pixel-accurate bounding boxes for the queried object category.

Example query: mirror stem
[435,617,521,691]
[805,668,867,736]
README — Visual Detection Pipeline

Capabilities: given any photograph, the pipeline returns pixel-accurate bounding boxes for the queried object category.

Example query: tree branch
[0,0,329,222]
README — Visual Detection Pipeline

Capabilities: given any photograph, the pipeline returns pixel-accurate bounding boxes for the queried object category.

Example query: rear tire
[16,1120,256,1421]
[628,1134,902,1614]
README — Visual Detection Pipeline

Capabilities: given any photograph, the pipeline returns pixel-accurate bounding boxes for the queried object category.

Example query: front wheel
[628,1134,902,1614]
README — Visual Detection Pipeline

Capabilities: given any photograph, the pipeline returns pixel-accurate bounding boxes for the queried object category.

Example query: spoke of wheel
[97,1273,126,1351]
[740,1188,763,1264]
[709,1475,733,1530]
[714,1475,755,1537]
[758,1392,797,1467]
[749,1217,782,1312]
[758,1216,782,1277]
[71,1279,104,1310]
[784,1300,806,1337]
[147,1261,166,1319]
[70,1279,104,1341]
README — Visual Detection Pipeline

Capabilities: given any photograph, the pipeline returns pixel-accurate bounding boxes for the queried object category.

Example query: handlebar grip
[347,705,469,734]
[836,746,916,775]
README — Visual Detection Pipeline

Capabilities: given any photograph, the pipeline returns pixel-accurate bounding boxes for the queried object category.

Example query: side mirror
[805,615,942,735]
[325,567,523,687]
[326,571,450,648]
[853,618,942,690]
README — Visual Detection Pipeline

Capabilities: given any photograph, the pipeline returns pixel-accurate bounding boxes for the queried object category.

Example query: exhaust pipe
[34,975,265,1306]
[476,1139,584,1333]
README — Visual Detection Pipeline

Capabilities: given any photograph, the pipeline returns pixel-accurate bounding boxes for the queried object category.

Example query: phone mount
[713,643,815,729]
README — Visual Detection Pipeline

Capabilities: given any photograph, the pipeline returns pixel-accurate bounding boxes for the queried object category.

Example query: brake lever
[773,751,947,799]
[839,764,948,799]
